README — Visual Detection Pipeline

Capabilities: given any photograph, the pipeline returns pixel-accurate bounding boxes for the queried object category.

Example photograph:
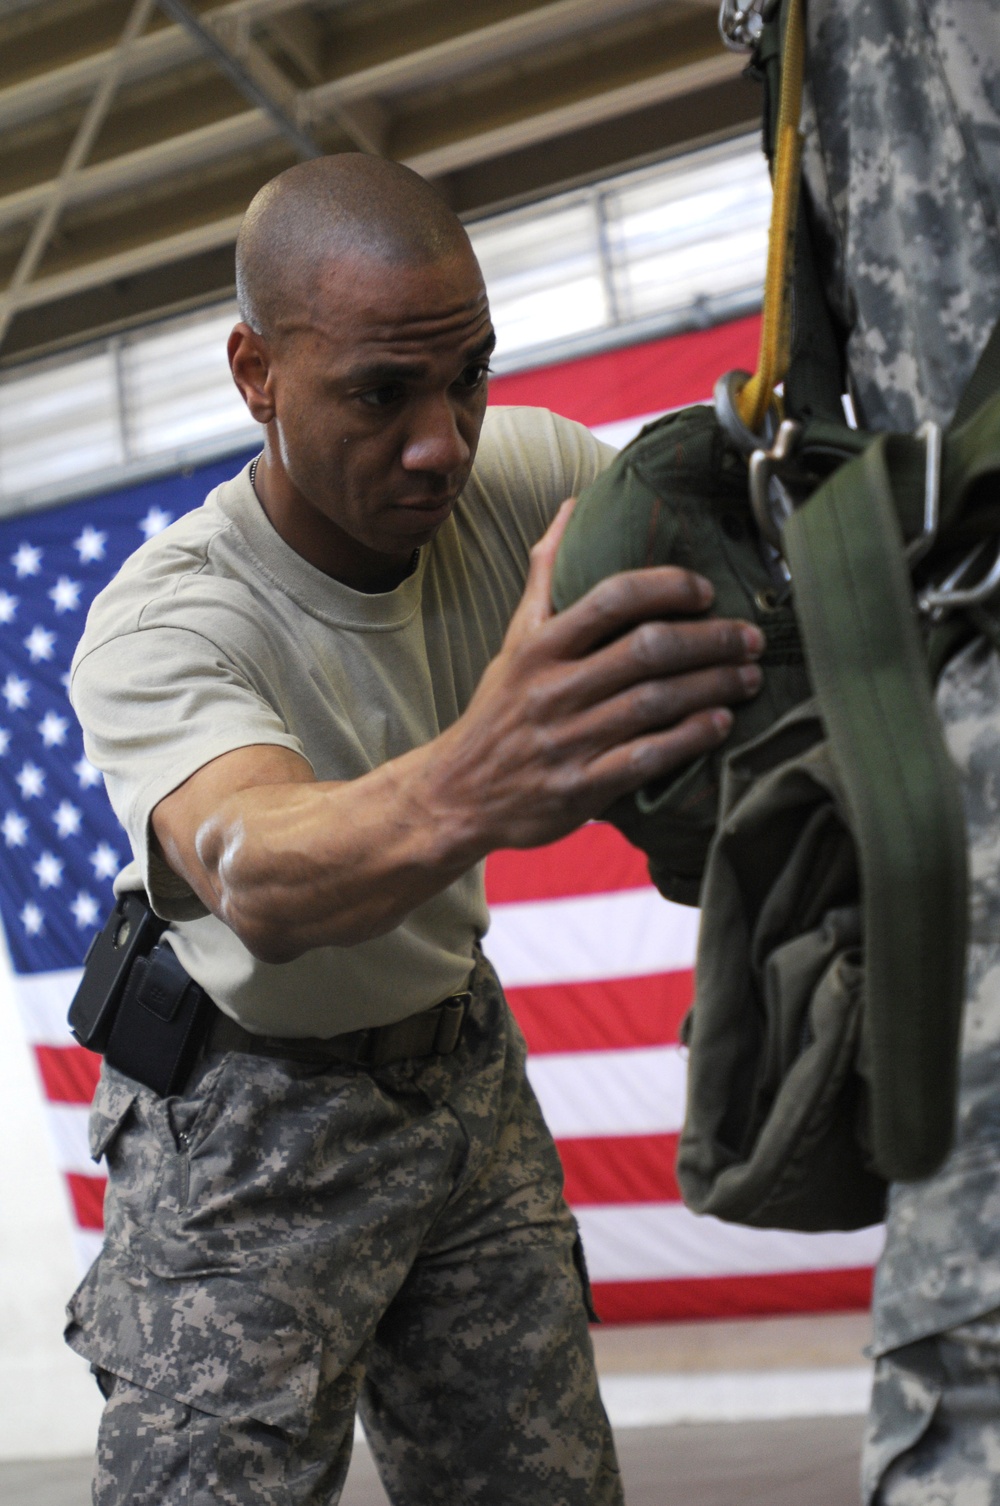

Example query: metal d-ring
[713,369,780,458]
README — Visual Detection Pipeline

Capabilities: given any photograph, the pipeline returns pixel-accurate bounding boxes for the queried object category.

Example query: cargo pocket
[68,1263,323,1443]
[862,1342,941,1505]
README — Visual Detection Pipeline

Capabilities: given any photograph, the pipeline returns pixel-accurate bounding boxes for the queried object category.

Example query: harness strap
[782,440,968,1179]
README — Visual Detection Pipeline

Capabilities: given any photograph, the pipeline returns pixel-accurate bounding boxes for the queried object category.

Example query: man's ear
[228,322,275,425]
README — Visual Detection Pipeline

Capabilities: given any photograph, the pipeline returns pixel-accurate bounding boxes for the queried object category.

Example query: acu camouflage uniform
[802,0,1000,1499]
[66,953,622,1505]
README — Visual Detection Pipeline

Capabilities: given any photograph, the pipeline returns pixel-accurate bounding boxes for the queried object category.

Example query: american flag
[0,315,884,1313]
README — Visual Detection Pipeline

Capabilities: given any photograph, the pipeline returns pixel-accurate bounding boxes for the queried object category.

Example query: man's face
[231,246,495,589]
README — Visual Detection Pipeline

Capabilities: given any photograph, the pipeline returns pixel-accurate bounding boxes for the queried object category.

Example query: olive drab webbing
[551,0,1000,1226]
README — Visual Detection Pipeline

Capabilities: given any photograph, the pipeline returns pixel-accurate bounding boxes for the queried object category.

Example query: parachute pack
[551,0,1000,1229]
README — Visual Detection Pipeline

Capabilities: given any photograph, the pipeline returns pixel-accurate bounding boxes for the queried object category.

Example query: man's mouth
[395,493,457,515]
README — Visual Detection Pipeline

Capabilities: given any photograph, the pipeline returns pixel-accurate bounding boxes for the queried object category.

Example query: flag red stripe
[488,314,762,426]
[590,1268,874,1324]
[507,971,693,1053]
[558,1133,681,1205]
[485,824,651,903]
[35,1043,101,1103]
[66,1173,106,1230]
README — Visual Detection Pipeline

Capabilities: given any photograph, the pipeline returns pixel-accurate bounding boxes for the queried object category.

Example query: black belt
[205,990,472,1070]
[100,932,472,1096]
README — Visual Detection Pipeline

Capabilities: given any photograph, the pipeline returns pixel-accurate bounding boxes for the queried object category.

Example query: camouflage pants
[865,1312,1000,1504]
[65,953,622,1505]
[864,643,1000,1503]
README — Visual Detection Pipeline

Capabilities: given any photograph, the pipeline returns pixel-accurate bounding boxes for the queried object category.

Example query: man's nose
[401,396,471,473]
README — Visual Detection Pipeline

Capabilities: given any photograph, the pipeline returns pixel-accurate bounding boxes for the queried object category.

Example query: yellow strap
[736,0,806,435]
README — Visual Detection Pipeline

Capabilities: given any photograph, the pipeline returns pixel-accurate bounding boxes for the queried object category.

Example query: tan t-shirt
[70,406,612,1036]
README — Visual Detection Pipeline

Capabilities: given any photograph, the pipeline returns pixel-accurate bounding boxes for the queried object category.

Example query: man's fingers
[543,566,718,658]
[539,616,765,716]
[555,660,762,759]
[509,498,578,635]
[581,708,740,811]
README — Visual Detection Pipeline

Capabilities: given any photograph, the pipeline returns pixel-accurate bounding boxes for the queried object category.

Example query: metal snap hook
[919,539,1000,617]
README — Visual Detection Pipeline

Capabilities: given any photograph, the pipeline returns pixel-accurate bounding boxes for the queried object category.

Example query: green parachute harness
[551,0,1000,1230]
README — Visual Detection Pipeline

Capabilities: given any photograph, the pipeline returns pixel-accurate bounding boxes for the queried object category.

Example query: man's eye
[359,384,404,408]
[456,363,491,391]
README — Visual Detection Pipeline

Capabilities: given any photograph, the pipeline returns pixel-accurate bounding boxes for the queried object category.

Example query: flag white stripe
[576,1203,884,1282]
[44,1103,94,1176]
[72,1229,104,1274]
[12,968,82,1048]
[527,1046,686,1137]
[486,889,699,987]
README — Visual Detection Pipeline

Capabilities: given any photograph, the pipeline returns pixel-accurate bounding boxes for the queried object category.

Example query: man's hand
[422,498,763,851]
[152,502,762,962]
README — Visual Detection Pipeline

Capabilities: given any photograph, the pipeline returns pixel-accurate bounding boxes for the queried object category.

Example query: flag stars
[89,841,119,881]
[0,728,9,756]
[24,625,56,663]
[74,526,107,564]
[3,673,30,711]
[33,850,63,889]
[71,891,101,929]
[74,754,102,790]
[52,799,82,838]
[16,762,45,799]
[0,591,18,623]
[2,811,28,848]
[20,901,44,937]
[11,543,42,578]
[38,710,69,747]
[138,506,172,539]
[48,576,82,614]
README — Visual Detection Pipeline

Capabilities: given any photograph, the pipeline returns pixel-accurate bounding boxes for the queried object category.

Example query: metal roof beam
[0,12,742,242]
[0,0,706,135]
[403,50,744,176]
[0,112,277,238]
[154,0,322,159]
[0,0,159,350]
[306,0,695,111]
[0,0,309,133]
[4,212,246,314]
[0,43,740,242]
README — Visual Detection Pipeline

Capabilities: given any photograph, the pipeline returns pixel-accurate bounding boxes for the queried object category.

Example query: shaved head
[236,154,474,338]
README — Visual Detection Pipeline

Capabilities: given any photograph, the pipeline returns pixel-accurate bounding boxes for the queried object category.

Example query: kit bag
[551,0,1000,1225]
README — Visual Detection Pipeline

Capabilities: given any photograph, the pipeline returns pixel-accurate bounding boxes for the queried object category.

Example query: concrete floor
[0,1415,865,1505]
[0,1313,872,1504]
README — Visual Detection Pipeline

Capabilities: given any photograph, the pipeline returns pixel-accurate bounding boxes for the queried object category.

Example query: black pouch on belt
[102,940,212,1097]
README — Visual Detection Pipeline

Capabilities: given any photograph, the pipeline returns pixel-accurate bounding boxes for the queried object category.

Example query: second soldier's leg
[865,1313,1000,1505]
[864,643,1000,1505]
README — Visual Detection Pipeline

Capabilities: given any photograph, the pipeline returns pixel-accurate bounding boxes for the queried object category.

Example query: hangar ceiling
[0,0,759,366]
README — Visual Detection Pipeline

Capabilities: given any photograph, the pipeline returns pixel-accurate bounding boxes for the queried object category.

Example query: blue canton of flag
[0,449,255,975]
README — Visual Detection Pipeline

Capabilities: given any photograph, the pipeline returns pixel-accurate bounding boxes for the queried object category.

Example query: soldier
[799,0,1000,1499]
[64,153,764,1505]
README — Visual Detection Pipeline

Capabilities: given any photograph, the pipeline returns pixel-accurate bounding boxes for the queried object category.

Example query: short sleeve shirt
[70,405,613,1037]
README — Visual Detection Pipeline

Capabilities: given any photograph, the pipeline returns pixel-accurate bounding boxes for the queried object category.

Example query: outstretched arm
[151,502,763,963]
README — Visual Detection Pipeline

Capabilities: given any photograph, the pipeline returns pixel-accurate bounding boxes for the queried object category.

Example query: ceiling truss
[0,0,760,366]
